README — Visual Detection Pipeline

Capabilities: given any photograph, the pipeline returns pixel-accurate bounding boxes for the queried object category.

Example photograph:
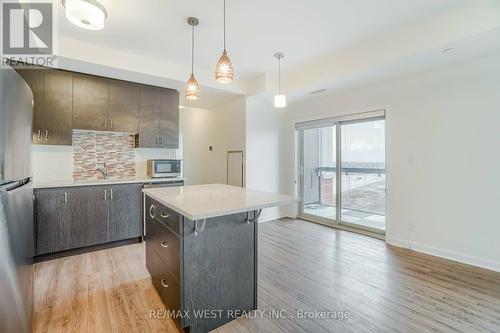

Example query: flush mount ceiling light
[185,17,200,100]
[62,0,108,30]
[214,0,234,83]
[274,52,286,108]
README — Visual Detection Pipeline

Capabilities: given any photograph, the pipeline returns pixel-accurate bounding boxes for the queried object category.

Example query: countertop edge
[33,178,185,189]
[142,189,298,221]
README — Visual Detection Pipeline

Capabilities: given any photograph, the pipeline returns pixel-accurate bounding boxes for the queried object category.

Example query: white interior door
[227,151,244,187]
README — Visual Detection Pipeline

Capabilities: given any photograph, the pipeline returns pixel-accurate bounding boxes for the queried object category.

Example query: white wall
[180,97,246,185]
[245,96,292,221]
[284,52,500,271]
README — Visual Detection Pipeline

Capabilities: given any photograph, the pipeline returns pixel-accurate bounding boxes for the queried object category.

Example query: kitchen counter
[142,183,297,220]
[142,183,297,332]
[33,177,185,189]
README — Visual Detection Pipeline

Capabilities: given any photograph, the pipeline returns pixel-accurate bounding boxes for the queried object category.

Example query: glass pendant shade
[184,74,200,100]
[274,94,287,108]
[215,50,233,83]
[62,0,107,30]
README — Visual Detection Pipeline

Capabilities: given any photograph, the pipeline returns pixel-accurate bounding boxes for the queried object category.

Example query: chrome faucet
[95,163,108,179]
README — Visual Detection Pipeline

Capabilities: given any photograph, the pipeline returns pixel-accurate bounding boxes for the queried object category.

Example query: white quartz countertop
[33,177,185,189]
[142,184,298,221]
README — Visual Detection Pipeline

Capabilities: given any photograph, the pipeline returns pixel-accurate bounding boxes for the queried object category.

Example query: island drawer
[147,197,181,236]
[146,213,180,280]
[146,248,181,325]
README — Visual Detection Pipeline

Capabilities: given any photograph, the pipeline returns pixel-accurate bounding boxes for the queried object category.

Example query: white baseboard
[386,237,500,273]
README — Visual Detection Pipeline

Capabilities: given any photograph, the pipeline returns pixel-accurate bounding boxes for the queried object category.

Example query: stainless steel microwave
[147,159,182,178]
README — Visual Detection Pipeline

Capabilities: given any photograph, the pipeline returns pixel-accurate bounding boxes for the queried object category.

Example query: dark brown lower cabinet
[108,184,142,242]
[35,184,142,255]
[144,196,258,333]
[35,188,71,254]
[69,186,109,249]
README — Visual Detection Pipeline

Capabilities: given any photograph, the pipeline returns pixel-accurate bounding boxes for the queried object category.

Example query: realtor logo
[1,1,56,68]
[2,2,53,55]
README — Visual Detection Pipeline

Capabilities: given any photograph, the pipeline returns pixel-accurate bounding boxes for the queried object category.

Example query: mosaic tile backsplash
[73,131,136,181]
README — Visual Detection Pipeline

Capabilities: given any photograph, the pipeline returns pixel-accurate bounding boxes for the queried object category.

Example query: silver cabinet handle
[149,205,155,219]
[45,130,48,141]
[155,137,158,145]
[104,189,107,200]
[110,189,113,200]
[160,213,170,219]
[64,192,68,204]
[37,130,41,140]
[160,241,168,248]
[103,116,107,128]
[159,137,163,145]
[161,279,168,288]
[109,118,113,128]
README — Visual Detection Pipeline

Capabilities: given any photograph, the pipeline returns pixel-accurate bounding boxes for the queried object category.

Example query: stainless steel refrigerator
[0,65,34,333]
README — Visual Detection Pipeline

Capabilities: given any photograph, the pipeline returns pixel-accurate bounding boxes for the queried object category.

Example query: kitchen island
[142,184,297,333]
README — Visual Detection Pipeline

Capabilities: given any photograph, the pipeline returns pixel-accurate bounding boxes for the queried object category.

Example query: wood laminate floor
[33,219,500,333]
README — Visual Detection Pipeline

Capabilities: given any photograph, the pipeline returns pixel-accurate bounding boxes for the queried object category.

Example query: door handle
[109,118,113,128]
[160,241,168,248]
[104,189,107,200]
[160,213,170,219]
[149,205,155,219]
[110,189,113,200]
[161,279,168,288]
[45,130,48,141]
[159,137,163,145]
[37,130,41,141]
[64,192,68,204]
[155,137,158,145]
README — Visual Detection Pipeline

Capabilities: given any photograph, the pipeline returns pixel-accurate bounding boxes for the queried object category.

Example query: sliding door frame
[296,110,386,239]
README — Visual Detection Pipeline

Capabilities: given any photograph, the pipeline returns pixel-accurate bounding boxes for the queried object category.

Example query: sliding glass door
[298,113,386,235]
[340,119,385,234]
[301,125,337,223]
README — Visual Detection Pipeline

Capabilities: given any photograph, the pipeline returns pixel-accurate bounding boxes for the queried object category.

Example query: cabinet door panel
[69,186,109,248]
[35,189,71,255]
[73,73,109,131]
[139,86,161,148]
[108,184,142,241]
[43,69,73,145]
[16,68,44,144]
[159,89,179,149]
[109,79,139,133]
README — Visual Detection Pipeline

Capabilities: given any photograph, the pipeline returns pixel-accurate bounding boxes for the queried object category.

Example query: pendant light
[274,52,286,108]
[62,0,108,30]
[185,17,200,100]
[214,0,234,83]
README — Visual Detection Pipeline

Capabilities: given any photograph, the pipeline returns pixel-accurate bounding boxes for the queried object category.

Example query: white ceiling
[56,0,458,82]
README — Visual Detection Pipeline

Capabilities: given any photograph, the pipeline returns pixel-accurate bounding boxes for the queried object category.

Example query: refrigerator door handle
[64,192,68,204]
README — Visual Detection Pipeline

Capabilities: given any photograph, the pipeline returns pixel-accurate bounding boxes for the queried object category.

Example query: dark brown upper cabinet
[138,85,179,148]
[73,74,140,133]
[16,68,44,144]
[108,79,140,133]
[43,70,73,145]
[139,85,162,148]
[16,67,177,146]
[160,89,180,149]
[73,73,109,131]
[16,68,73,145]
